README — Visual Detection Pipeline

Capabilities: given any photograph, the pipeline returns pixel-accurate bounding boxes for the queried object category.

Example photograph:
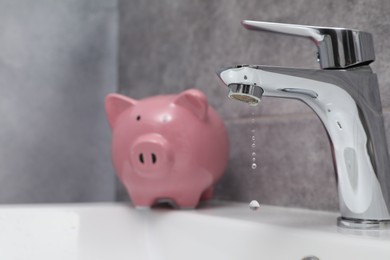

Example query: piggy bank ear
[105,94,137,128]
[173,89,208,120]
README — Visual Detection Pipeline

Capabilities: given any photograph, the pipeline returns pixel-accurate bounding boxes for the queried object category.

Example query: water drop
[251,143,255,148]
[252,157,256,162]
[252,152,256,157]
[252,136,255,141]
[249,200,260,211]
[251,163,257,169]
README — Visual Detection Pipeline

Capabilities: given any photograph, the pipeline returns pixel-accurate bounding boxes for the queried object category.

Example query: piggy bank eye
[136,115,141,121]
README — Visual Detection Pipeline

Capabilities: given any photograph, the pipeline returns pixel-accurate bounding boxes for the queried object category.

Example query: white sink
[0,201,389,260]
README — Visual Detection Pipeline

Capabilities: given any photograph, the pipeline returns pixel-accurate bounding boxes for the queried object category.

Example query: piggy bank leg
[130,194,156,209]
[174,193,202,209]
[200,186,214,201]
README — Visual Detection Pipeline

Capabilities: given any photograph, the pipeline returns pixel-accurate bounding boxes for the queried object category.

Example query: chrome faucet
[217,20,390,229]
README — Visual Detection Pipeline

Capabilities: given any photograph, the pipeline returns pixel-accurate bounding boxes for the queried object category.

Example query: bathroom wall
[0,0,117,203]
[118,0,390,211]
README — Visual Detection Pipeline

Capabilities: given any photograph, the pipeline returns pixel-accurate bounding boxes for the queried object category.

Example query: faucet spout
[218,64,390,228]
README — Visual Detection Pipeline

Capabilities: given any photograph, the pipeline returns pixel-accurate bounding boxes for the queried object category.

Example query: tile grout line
[225,107,390,124]
[224,112,317,124]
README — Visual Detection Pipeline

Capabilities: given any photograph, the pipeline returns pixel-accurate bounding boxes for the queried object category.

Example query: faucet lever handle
[242,20,375,69]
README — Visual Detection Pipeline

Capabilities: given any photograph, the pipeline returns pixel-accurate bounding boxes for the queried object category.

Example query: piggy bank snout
[131,134,173,175]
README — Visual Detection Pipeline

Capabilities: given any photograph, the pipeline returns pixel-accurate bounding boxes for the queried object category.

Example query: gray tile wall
[119,0,390,211]
[0,0,118,203]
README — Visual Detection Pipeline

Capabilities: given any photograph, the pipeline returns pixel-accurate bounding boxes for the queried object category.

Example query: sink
[0,201,389,260]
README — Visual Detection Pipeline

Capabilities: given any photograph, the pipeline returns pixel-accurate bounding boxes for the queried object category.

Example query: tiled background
[119,0,390,211]
[0,0,117,203]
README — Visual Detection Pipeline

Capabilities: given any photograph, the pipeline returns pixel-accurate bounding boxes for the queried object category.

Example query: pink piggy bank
[105,89,229,208]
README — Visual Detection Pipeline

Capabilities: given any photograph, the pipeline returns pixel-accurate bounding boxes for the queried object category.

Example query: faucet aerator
[228,84,264,106]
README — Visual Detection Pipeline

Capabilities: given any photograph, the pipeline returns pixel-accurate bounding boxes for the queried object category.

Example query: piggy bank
[105,89,229,208]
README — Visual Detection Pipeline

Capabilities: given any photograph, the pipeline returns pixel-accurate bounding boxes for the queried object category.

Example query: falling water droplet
[250,110,258,172]
[249,200,260,211]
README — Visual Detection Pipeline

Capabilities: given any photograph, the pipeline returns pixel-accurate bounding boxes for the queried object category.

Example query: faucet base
[337,217,390,230]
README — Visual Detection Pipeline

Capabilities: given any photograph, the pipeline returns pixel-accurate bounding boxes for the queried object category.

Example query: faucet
[217,20,390,229]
